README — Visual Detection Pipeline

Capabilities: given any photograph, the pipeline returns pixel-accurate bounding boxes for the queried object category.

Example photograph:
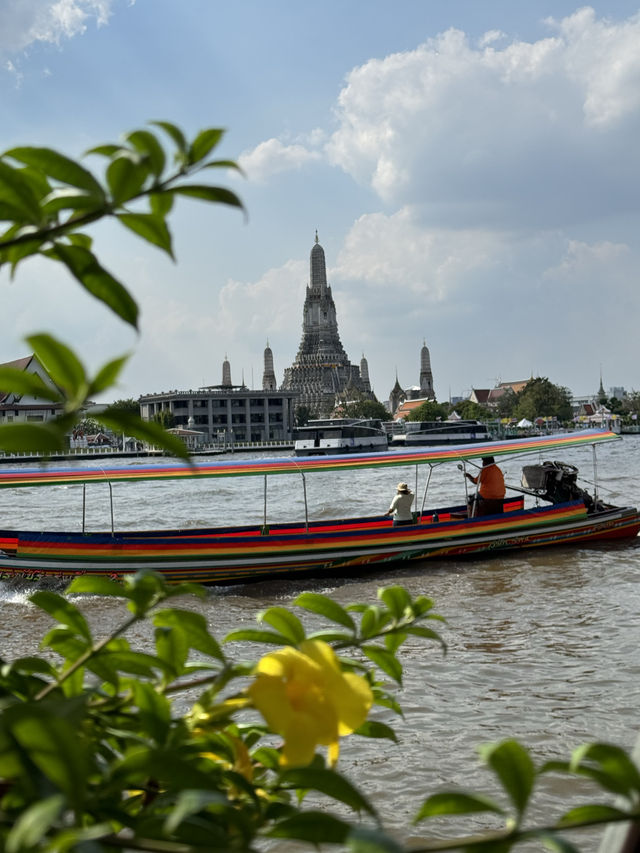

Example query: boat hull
[1,500,638,585]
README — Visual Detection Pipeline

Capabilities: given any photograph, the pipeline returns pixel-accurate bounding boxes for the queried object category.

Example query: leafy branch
[0,122,244,458]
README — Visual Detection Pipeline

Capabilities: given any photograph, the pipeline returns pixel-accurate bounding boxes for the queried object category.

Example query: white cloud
[238,138,321,183]
[323,8,640,227]
[0,0,113,53]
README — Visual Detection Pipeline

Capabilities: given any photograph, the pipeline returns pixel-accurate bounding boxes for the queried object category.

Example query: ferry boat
[293,418,389,456]
[391,419,490,446]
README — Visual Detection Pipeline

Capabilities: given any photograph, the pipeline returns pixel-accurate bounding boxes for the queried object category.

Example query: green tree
[514,377,573,422]
[0,122,243,458]
[295,405,312,426]
[495,388,518,419]
[341,399,389,421]
[152,408,175,428]
[109,397,141,415]
[406,400,449,421]
[455,399,491,421]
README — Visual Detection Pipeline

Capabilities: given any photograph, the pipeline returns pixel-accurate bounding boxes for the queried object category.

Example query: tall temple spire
[420,339,434,398]
[281,234,375,417]
[360,353,371,392]
[262,341,277,391]
[222,355,232,387]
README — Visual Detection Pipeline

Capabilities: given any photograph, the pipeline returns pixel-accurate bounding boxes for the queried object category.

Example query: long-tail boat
[0,430,638,585]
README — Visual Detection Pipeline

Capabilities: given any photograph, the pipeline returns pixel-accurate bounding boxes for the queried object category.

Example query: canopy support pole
[592,444,599,507]
[420,465,433,516]
[301,472,309,532]
[262,475,269,535]
[109,482,114,536]
[82,484,86,534]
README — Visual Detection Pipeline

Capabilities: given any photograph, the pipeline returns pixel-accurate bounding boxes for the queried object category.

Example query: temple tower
[262,342,277,391]
[419,340,434,398]
[222,355,232,387]
[360,354,371,393]
[281,233,373,416]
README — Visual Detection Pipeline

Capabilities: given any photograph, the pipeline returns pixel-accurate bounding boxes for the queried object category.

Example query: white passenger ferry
[391,419,491,446]
[293,419,389,456]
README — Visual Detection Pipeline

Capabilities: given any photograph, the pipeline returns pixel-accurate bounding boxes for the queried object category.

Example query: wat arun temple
[280,233,375,416]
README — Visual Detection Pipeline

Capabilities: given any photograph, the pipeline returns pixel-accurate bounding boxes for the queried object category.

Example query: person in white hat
[385,482,415,526]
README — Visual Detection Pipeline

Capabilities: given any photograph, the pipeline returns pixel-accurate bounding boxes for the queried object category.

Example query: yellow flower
[248,639,373,768]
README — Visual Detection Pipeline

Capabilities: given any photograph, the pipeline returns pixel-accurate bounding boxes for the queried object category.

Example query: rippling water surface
[1,438,639,850]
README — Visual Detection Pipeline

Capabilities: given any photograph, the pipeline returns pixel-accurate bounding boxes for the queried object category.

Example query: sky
[2,0,640,404]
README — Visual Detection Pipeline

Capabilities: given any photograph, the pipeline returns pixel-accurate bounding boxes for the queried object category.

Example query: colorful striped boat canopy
[0,429,620,489]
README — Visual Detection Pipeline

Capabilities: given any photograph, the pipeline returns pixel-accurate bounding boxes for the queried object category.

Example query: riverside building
[139,351,298,444]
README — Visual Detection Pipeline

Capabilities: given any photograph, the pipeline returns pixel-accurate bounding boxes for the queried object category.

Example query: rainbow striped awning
[0,429,620,489]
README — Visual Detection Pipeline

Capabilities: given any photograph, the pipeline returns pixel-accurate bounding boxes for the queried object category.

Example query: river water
[1,437,639,850]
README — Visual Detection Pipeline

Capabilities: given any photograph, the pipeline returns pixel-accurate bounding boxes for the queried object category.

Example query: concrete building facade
[139,382,298,444]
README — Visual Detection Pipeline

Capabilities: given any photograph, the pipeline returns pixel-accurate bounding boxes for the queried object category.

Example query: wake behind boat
[0,430,638,585]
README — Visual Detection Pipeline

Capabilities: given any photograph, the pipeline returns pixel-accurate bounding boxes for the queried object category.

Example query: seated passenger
[464,457,505,517]
[385,482,415,526]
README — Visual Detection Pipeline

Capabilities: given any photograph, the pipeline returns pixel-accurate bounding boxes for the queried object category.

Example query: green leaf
[40,187,102,216]
[362,645,403,684]
[85,143,122,158]
[533,832,581,852]
[131,679,173,744]
[0,422,66,453]
[268,811,350,843]
[67,575,128,597]
[0,160,44,223]
[117,212,173,257]
[5,146,105,199]
[47,243,139,328]
[106,152,148,204]
[557,803,630,827]
[295,592,356,631]
[155,625,187,677]
[0,367,62,402]
[569,742,640,796]
[164,790,229,835]
[25,332,87,397]
[96,649,168,678]
[170,184,244,210]
[353,720,398,742]
[125,129,166,177]
[359,605,388,639]
[67,232,93,250]
[280,766,377,815]
[149,191,174,217]
[154,608,224,661]
[151,120,188,154]
[97,410,190,460]
[258,606,306,644]
[189,128,224,163]
[414,791,505,822]
[87,353,130,396]
[306,629,360,644]
[479,740,535,818]
[5,794,65,853]
[378,586,412,620]
[224,628,292,645]
[406,625,447,651]
[5,702,91,808]
[30,591,92,640]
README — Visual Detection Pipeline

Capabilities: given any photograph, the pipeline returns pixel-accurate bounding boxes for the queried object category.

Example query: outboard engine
[521,461,595,511]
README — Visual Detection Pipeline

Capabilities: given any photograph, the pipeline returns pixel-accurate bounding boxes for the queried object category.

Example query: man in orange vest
[464,456,505,516]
